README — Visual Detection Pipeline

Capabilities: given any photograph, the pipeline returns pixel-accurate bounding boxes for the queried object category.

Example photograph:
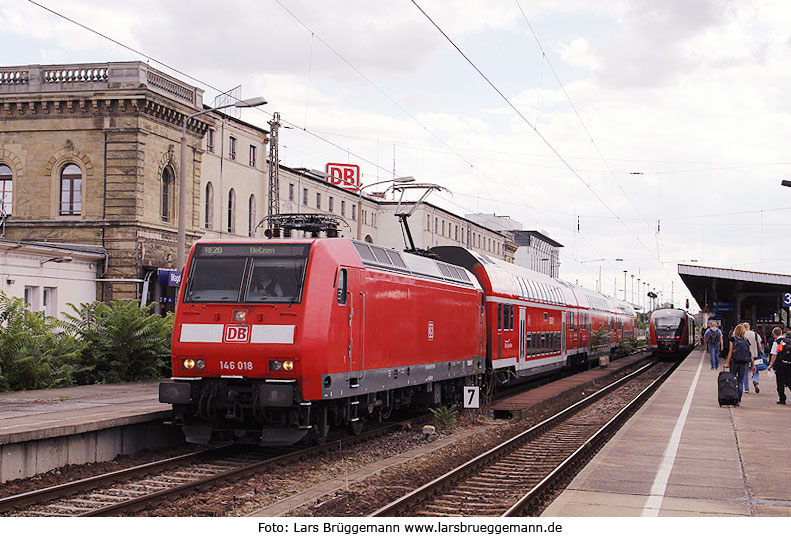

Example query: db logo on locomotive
[223,324,250,343]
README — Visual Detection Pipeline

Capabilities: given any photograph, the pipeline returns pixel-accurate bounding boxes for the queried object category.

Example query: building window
[442,221,445,236]
[455,225,458,241]
[205,182,214,229]
[352,205,357,221]
[0,164,12,215]
[341,200,346,216]
[24,286,39,310]
[227,188,236,233]
[316,192,321,210]
[427,214,431,231]
[161,166,174,222]
[303,188,308,206]
[363,210,367,225]
[248,194,256,237]
[328,196,334,213]
[59,163,82,216]
[207,129,215,153]
[289,183,295,201]
[249,145,256,167]
[43,287,57,317]
[229,136,237,160]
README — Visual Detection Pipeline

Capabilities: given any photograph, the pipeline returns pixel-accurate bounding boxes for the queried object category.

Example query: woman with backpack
[724,324,757,405]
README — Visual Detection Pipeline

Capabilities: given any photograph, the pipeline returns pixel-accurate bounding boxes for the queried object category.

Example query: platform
[543,348,791,516]
[0,380,178,483]
[490,352,649,419]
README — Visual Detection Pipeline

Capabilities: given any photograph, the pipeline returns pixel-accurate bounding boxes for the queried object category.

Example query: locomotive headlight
[269,360,294,372]
[233,310,247,322]
[196,359,205,370]
[183,358,196,370]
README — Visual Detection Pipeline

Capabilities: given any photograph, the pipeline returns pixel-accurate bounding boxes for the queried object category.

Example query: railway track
[0,417,423,517]
[370,359,677,517]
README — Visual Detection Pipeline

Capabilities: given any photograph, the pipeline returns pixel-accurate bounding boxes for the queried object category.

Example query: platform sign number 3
[464,386,480,409]
[783,292,791,308]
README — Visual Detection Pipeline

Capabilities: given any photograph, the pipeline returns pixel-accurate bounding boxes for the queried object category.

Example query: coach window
[0,164,12,215]
[336,269,347,305]
[497,303,503,330]
[509,304,514,330]
[59,163,82,216]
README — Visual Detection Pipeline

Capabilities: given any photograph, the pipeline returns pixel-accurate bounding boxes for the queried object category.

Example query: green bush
[429,405,458,429]
[64,301,173,385]
[612,337,638,359]
[0,294,81,391]
[0,292,173,392]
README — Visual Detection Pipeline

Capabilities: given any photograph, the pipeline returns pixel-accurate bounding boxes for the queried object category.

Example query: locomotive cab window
[336,268,347,305]
[246,257,308,303]
[184,243,310,304]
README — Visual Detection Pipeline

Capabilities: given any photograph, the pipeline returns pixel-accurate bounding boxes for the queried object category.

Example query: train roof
[350,240,482,291]
[430,245,635,315]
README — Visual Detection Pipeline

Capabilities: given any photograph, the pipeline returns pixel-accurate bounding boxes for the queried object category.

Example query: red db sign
[325,163,360,191]
[224,324,250,343]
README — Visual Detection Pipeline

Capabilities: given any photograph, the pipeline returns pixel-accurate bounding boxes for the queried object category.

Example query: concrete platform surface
[0,380,169,445]
[543,348,791,517]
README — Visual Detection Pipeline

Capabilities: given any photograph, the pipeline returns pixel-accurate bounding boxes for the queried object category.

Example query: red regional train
[160,238,636,446]
[649,308,696,358]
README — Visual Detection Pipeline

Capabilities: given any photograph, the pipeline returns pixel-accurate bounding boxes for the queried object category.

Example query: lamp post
[623,270,627,301]
[177,96,267,269]
[356,176,415,240]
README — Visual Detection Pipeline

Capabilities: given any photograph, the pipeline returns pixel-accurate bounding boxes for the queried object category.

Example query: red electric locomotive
[159,238,485,446]
[649,308,696,358]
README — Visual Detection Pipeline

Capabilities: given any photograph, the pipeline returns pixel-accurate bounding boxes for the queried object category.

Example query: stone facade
[0,62,208,302]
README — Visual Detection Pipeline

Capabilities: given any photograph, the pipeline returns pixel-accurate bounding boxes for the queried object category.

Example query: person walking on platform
[743,322,763,393]
[704,322,724,370]
[768,326,791,405]
[725,324,755,405]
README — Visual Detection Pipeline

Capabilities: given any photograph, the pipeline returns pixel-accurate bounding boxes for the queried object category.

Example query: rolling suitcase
[718,370,739,406]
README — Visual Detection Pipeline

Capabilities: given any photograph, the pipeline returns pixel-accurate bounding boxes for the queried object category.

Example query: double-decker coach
[430,246,637,383]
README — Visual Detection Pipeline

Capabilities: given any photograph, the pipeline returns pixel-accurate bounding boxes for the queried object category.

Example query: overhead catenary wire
[410,0,664,269]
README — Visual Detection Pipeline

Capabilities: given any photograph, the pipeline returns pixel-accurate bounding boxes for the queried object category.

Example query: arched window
[248,194,256,237]
[204,182,214,229]
[161,166,174,222]
[227,188,236,233]
[59,163,82,215]
[0,164,12,216]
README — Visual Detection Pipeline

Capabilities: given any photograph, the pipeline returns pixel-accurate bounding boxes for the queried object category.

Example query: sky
[3,0,791,312]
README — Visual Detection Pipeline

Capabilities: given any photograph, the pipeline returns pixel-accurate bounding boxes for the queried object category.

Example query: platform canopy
[678,264,791,332]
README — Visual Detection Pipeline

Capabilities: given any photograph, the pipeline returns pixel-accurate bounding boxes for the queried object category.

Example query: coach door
[518,307,526,363]
[561,311,567,356]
